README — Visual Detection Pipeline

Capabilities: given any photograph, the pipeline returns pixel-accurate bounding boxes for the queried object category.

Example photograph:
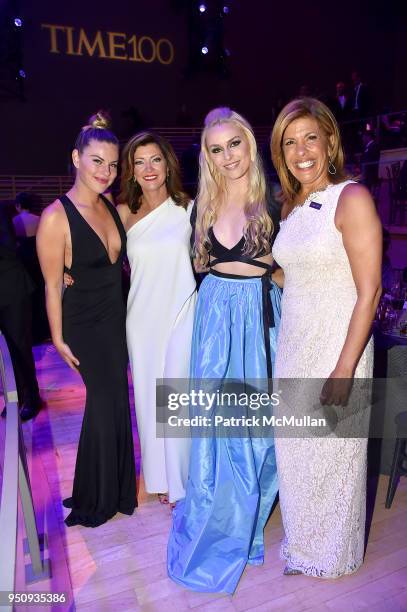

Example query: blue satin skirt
[167,273,281,593]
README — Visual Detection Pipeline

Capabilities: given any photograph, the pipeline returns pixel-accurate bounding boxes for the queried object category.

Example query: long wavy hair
[270,97,347,205]
[118,131,190,213]
[194,107,272,270]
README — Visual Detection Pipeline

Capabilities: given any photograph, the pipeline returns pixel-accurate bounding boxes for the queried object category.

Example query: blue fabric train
[167,273,282,593]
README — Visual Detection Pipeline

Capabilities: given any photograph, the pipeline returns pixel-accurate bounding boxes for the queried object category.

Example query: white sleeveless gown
[272,181,373,577]
[126,198,196,503]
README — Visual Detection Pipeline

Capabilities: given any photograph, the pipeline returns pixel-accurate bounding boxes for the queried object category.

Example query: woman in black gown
[37,112,137,527]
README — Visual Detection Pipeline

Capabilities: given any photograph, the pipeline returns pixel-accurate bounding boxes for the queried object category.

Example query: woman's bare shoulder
[337,182,376,216]
[336,182,379,231]
[116,203,131,224]
[43,198,65,215]
[340,181,372,201]
[39,199,67,230]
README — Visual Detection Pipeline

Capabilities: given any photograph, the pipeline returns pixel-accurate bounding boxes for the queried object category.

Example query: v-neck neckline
[64,194,122,265]
[210,227,245,252]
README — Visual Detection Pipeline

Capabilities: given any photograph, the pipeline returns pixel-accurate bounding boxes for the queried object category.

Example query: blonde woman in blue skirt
[167,107,282,593]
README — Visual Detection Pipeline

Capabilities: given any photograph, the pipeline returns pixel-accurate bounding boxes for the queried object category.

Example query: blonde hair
[270,97,347,205]
[195,107,272,270]
[89,111,110,128]
[74,110,118,153]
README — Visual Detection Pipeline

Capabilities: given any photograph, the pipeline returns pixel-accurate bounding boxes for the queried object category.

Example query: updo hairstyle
[74,110,119,153]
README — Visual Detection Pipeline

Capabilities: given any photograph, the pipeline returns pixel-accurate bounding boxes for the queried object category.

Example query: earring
[328,157,337,175]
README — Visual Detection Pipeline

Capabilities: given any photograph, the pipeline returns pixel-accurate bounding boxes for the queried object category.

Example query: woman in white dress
[117,132,196,505]
[270,98,382,577]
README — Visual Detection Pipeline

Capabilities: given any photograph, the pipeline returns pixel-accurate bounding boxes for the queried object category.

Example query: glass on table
[390,269,406,310]
[376,294,391,323]
[380,304,398,332]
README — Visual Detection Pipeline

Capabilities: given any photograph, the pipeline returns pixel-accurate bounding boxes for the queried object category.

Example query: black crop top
[207,226,271,271]
[189,196,281,258]
[208,226,268,260]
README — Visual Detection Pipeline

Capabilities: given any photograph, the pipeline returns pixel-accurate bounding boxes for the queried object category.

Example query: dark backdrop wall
[1,0,405,174]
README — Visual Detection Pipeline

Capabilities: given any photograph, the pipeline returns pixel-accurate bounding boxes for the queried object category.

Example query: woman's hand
[320,367,354,407]
[54,340,80,370]
[63,272,74,287]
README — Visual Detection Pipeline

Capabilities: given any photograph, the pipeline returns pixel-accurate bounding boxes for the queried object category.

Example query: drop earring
[328,157,337,175]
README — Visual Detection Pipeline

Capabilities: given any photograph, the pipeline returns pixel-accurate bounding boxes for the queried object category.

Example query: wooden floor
[7,344,407,611]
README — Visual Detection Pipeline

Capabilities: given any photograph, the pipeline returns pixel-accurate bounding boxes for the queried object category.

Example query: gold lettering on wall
[156,39,174,65]
[41,24,66,53]
[41,24,174,65]
[128,35,141,62]
[107,32,127,60]
[66,26,76,55]
[77,29,107,57]
[138,36,156,63]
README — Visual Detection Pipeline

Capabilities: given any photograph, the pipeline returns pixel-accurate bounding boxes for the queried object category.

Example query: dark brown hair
[118,131,190,213]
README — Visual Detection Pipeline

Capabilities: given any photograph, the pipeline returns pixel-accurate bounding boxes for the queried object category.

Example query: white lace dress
[272,181,373,578]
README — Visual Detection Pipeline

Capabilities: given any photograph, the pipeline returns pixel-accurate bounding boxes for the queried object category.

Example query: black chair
[385,411,407,508]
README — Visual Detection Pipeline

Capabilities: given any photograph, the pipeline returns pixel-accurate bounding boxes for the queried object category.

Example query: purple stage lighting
[14,17,23,27]
[199,4,207,12]
[18,69,26,78]
[201,46,209,55]
[223,5,229,14]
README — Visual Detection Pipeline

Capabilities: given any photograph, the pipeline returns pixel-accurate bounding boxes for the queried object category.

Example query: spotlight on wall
[199,4,207,12]
[201,46,209,55]
[14,17,23,27]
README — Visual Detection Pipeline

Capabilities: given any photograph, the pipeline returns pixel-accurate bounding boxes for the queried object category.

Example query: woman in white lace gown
[270,98,382,577]
[117,132,196,505]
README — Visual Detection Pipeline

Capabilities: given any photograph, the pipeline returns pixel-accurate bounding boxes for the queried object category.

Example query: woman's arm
[36,204,79,370]
[333,183,382,378]
[272,266,284,288]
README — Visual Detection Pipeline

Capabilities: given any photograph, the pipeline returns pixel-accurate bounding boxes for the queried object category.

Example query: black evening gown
[60,194,137,527]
